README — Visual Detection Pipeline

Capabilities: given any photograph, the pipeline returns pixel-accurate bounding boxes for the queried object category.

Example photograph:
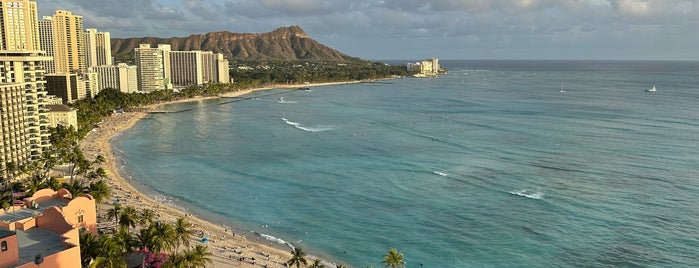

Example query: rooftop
[0,197,67,222]
[0,228,15,239]
[15,228,66,265]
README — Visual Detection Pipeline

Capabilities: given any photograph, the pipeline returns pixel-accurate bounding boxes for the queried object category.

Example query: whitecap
[433,171,448,176]
[509,190,543,200]
[252,231,295,250]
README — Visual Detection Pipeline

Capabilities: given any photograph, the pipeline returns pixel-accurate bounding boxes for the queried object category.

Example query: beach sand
[79,82,363,267]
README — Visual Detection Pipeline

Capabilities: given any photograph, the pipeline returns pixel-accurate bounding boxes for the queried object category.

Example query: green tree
[148,221,176,253]
[118,206,139,231]
[382,248,405,268]
[106,204,122,228]
[138,208,156,226]
[186,245,213,267]
[309,259,325,268]
[112,227,136,254]
[173,217,194,251]
[90,235,128,268]
[80,231,101,267]
[89,180,111,214]
[286,247,308,268]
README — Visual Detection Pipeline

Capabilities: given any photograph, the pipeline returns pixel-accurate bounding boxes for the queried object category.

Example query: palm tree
[309,258,325,268]
[138,208,156,226]
[80,231,101,267]
[90,235,128,268]
[43,177,61,190]
[286,247,308,268]
[173,217,194,251]
[186,245,213,267]
[61,179,87,199]
[106,204,122,228]
[112,228,136,254]
[118,206,139,231]
[136,228,155,251]
[162,252,187,268]
[382,248,405,268]
[89,180,111,214]
[149,221,176,253]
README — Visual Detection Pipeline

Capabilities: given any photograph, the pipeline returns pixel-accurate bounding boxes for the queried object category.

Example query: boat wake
[282,118,334,132]
[509,190,543,200]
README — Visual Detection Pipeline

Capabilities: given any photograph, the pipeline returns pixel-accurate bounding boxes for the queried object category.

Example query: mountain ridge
[111,25,360,62]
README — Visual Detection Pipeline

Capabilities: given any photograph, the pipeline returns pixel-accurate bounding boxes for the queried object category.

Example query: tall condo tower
[0,0,40,51]
[0,0,51,179]
[45,10,85,73]
[135,44,172,92]
[84,28,112,67]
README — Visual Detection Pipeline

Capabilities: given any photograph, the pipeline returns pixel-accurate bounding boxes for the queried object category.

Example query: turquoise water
[113,61,699,267]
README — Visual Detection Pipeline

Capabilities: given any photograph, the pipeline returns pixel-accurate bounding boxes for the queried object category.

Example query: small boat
[559,84,566,93]
[645,85,657,92]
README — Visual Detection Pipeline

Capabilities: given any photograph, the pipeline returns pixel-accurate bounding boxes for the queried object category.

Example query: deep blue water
[113,60,699,267]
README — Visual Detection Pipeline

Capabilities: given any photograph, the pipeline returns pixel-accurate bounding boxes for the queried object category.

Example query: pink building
[0,188,96,267]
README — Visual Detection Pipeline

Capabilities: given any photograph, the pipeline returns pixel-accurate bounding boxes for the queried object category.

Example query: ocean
[113,60,699,267]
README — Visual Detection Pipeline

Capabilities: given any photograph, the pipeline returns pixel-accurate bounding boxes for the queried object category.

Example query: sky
[37,0,699,61]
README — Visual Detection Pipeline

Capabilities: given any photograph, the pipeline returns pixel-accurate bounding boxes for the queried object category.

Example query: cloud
[259,0,326,14]
[35,0,699,59]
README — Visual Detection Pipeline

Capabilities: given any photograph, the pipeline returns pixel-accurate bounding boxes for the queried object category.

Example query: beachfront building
[45,73,86,104]
[40,10,86,74]
[46,104,77,130]
[0,188,97,267]
[170,50,203,87]
[0,0,52,169]
[135,44,173,92]
[0,51,52,166]
[201,51,230,84]
[83,28,112,68]
[90,63,138,93]
[407,58,440,77]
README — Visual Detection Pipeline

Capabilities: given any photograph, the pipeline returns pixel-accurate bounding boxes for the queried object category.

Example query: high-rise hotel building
[84,28,111,67]
[39,10,85,74]
[134,44,172,92]
[0,0,51,179]
[90,63,137,93]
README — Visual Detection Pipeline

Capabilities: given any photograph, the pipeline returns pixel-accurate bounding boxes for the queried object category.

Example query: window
[1,241,7,251]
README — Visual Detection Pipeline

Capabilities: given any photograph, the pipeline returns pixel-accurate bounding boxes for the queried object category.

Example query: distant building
[45,73,86,104]
[170,50,203,87]
[40,10,86,74]
[407,58,440,77]
[91,63,138,93]
[84,28,112,68]
[135,44,172,92]
[0,188,97,268]
[83,71,100,98]
[201,51,230,84]
[46,104,77,130]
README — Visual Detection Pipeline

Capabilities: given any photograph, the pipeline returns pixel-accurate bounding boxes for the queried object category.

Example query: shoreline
[80,80,374,267]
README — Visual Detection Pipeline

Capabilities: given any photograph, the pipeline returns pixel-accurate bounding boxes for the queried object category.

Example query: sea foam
[509,190,543,200]
[282,118,334,132]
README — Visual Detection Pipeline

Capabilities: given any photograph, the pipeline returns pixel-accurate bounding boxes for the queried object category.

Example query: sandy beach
[79,82,363,267]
